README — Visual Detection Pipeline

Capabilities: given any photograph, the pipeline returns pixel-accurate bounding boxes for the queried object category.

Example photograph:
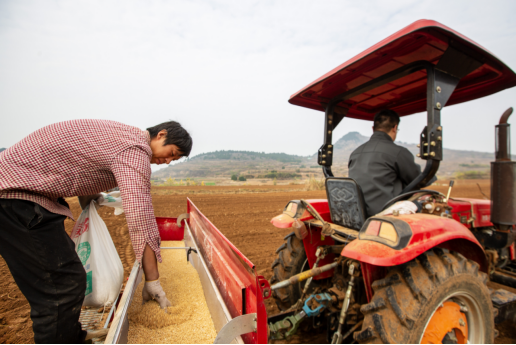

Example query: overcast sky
[1,0,515,172]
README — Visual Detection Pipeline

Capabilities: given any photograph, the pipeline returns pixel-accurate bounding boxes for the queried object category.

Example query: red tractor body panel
[342,214,487,271]
[289,19,516,120]
[271,198,492,282]
[302,226,336,280]
[448,198,493,228]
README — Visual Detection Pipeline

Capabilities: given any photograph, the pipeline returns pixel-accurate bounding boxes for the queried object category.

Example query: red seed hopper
[103,199,269,344]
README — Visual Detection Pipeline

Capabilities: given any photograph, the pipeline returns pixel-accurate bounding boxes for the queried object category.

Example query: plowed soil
[1,180,515,343]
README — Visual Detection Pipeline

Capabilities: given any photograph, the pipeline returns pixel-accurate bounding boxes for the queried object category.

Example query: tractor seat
[325,177,367,231]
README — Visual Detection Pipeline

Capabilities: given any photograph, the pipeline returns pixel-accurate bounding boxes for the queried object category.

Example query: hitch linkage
[268,293,333,340]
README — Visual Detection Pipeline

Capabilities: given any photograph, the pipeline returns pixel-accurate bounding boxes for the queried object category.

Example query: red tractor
[267,20,516,343]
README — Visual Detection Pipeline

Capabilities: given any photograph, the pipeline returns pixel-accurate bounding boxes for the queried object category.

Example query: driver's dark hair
[373,109,400,132]
[147,121,192,157]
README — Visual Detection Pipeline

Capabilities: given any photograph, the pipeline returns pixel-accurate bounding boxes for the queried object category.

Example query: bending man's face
[149,130,183,165]
[150,143,182,165]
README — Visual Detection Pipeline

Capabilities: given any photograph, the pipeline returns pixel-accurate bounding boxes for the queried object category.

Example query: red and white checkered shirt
[0,119,161,263]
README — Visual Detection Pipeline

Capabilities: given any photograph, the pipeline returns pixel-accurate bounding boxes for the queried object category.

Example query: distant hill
[195,150,304,163]
[0,148,5,153]
[152,150,307,179]
[152,132,505,181]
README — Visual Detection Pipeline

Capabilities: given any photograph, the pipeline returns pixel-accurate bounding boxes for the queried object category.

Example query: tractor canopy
[289,19,516,121]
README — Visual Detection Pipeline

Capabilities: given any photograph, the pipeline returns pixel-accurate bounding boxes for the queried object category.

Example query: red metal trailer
[103,199,269,344]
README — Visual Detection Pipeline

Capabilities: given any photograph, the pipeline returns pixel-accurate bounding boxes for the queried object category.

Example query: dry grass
[127,241,217,344]
[305,174,325,191]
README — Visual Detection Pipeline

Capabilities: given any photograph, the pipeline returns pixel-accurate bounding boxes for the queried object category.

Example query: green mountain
[152,150,307,179]
[193,150,304,163]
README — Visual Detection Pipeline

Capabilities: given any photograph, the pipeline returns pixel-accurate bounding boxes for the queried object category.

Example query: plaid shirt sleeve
[111,146,161,263]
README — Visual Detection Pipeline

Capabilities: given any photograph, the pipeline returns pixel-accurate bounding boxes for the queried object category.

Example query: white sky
[1,0,515,172]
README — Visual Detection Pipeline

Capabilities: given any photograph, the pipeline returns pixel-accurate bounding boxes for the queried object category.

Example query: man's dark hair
[147,121,192,157]
[373,109,400,132]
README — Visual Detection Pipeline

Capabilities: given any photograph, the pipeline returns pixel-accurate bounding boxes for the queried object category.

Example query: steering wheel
[381,189,444,211]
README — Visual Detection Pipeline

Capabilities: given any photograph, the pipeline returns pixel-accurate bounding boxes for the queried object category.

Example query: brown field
[1,179,515,343]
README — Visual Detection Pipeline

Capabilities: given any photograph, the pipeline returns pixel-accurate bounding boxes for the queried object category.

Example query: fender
[342,214,488,272]
[270,199,330,228]
[270,199,335,280]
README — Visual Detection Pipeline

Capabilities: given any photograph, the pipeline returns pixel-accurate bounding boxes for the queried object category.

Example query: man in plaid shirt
[0,119,192,343]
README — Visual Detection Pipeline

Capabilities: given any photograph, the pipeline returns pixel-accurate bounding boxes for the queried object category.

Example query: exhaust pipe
[491,107,516,230]
[496,108,513,161]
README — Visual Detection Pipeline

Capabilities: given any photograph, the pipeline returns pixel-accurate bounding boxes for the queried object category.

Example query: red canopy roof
[289,19,516,121]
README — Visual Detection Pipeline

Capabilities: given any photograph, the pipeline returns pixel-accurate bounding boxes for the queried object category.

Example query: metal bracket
[187,247,198,262]
[257,276,271,299]
[419,67,460,162]
[318,109,346,169]
[214,313,257,344]
[177,213,189,227]
[160,245,199,262]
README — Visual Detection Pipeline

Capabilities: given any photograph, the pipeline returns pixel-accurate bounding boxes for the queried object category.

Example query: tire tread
[355,249,494,344]
[270,234,307,311]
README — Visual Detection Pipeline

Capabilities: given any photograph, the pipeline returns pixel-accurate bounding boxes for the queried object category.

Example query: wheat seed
[127,241,217,344]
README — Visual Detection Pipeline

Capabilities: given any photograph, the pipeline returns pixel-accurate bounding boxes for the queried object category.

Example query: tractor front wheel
[354,248,494,344]
[270,232,308,311]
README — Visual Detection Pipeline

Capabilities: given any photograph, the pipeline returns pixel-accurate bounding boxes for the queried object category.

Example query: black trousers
[0,199,87,344]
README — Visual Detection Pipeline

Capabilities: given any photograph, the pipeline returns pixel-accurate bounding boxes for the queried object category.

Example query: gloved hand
[142,279,171,310]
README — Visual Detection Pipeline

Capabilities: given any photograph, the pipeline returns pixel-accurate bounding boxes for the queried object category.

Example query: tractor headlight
[364,220,398,243]
[283,200,306,219]
[359,217,413,250]
[285,202,298,217]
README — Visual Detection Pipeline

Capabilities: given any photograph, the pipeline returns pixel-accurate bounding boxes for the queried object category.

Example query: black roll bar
[319,60,436,177]
[320,45,481,192]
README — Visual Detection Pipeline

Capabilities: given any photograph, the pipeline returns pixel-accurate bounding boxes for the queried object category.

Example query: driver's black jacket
[348,131,421,216]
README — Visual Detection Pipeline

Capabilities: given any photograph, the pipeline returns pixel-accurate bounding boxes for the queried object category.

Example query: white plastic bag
[98,191,124,215]
[71,201,124,307]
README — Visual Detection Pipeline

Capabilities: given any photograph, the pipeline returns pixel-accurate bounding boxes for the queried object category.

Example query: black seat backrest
[325,177,367,230]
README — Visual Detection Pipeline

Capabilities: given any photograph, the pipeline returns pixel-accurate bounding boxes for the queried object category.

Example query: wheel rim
[420,290,485,344]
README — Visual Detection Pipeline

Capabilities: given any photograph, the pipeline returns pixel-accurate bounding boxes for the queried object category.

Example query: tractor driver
[348,109,424,216]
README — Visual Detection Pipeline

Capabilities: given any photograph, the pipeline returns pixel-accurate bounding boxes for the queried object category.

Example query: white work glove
[142,279,172,310]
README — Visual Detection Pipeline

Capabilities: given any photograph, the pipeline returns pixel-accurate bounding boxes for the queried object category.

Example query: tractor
[267,20,516,343]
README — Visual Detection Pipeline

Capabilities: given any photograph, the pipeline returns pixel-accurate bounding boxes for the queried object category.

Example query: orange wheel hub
[421,301,468,344]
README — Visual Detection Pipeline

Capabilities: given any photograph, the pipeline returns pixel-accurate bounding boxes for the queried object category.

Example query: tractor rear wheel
[354,248,494,344]
[270,232,308,311]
